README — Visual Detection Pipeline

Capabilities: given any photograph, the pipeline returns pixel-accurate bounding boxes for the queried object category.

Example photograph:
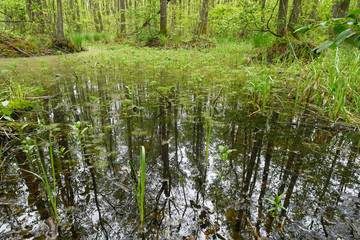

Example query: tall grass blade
[140,146,146,231]
[128,146,146,232]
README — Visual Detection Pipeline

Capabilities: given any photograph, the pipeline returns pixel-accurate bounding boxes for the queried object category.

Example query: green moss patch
[3,99,36,111]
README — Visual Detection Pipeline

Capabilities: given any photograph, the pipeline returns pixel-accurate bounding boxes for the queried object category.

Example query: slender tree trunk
[331,0,351,18]
[289,0,302,30]
[69,0,76,30]
[171,0,176,33]
[309,0,317,20]
[160,0,168,35]
[120,0,126,34]
[199,0,209,35]
[56,0,65,39]
[26,0,34,22]
[92,1,101,32]
[98,5,104,32]
[277,0,289,36]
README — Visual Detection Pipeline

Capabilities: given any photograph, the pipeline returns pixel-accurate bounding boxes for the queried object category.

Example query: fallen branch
[25,93,61,100]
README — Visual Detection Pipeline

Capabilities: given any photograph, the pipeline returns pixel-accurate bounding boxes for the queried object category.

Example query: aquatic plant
[128,146,146,231]
[70,121,89,143]
[214,145,237,183]
[22,134,59,222]
[266,192,287,216]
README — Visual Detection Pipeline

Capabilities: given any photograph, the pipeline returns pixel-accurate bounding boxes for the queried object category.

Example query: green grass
[129,146,146,231]
[68,33,83,51]
[21,135,59,222]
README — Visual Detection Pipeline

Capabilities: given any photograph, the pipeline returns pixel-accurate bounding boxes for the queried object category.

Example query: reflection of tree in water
[2,73,360,239]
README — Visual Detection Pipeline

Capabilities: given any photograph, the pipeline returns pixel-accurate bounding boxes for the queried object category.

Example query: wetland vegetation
[1,0,360,239]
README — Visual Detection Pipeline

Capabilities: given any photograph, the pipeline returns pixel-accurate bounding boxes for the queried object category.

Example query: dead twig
[246,218,260,240]
[213,87,223,104]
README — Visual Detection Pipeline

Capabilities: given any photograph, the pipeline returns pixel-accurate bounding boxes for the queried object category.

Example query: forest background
[0,0,359,50]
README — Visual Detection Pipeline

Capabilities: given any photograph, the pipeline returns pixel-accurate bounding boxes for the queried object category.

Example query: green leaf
[293,25,313,34]
[80,127,89,135]
[4,116,14,122]
[218,145,226,153]
[312,41,334,53]
[334,28,355,46]
[278,192,286,201]
[2,108,12,116]
[267,207,276,212]
[1,101,9,107]
[347,9,360,20]
[333,24,349,34]
[280,205,287,211]
[265,197,276,205]
[227,149,237,154]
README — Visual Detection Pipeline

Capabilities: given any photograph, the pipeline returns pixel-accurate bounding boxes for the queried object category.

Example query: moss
[10,41,27,50]
[6,99,36,111]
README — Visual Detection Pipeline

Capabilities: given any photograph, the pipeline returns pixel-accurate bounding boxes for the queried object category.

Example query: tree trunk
[277,0,289,36]
[171,0,176,33]
[331,0,351,18]
[26,0,34,22]
[97,4,104,32]
[199,0,209,35]
[92,1,101,32]
[160,0,168,35]
[289,0,302,27]
[56,0,65,39]
[120,0,126,34]
[309,0,317,20]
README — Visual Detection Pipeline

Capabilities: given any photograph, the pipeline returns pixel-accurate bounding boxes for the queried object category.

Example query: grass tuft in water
[128,146,146,231]
[22,134,59,222]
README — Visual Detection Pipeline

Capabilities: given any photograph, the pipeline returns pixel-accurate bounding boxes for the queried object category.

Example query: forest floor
[0,33,78,57]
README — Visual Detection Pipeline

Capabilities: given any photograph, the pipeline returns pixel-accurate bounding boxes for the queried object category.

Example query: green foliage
[70,121,89,142]
[68,33,83,51]
[158,34,168,46]
[266,192,287,216]
[295,9,360,53]
[252,32,274,48]
[208,4,242,37]
[0,101,14,122]
[214,145,237,183]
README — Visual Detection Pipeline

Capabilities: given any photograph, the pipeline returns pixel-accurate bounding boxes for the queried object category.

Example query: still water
[1,49,359,239]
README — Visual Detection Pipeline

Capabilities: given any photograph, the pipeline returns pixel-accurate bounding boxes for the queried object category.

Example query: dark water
[1,65,360,240]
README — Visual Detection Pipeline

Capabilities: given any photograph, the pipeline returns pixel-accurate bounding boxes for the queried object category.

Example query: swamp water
[1,49,360,239]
